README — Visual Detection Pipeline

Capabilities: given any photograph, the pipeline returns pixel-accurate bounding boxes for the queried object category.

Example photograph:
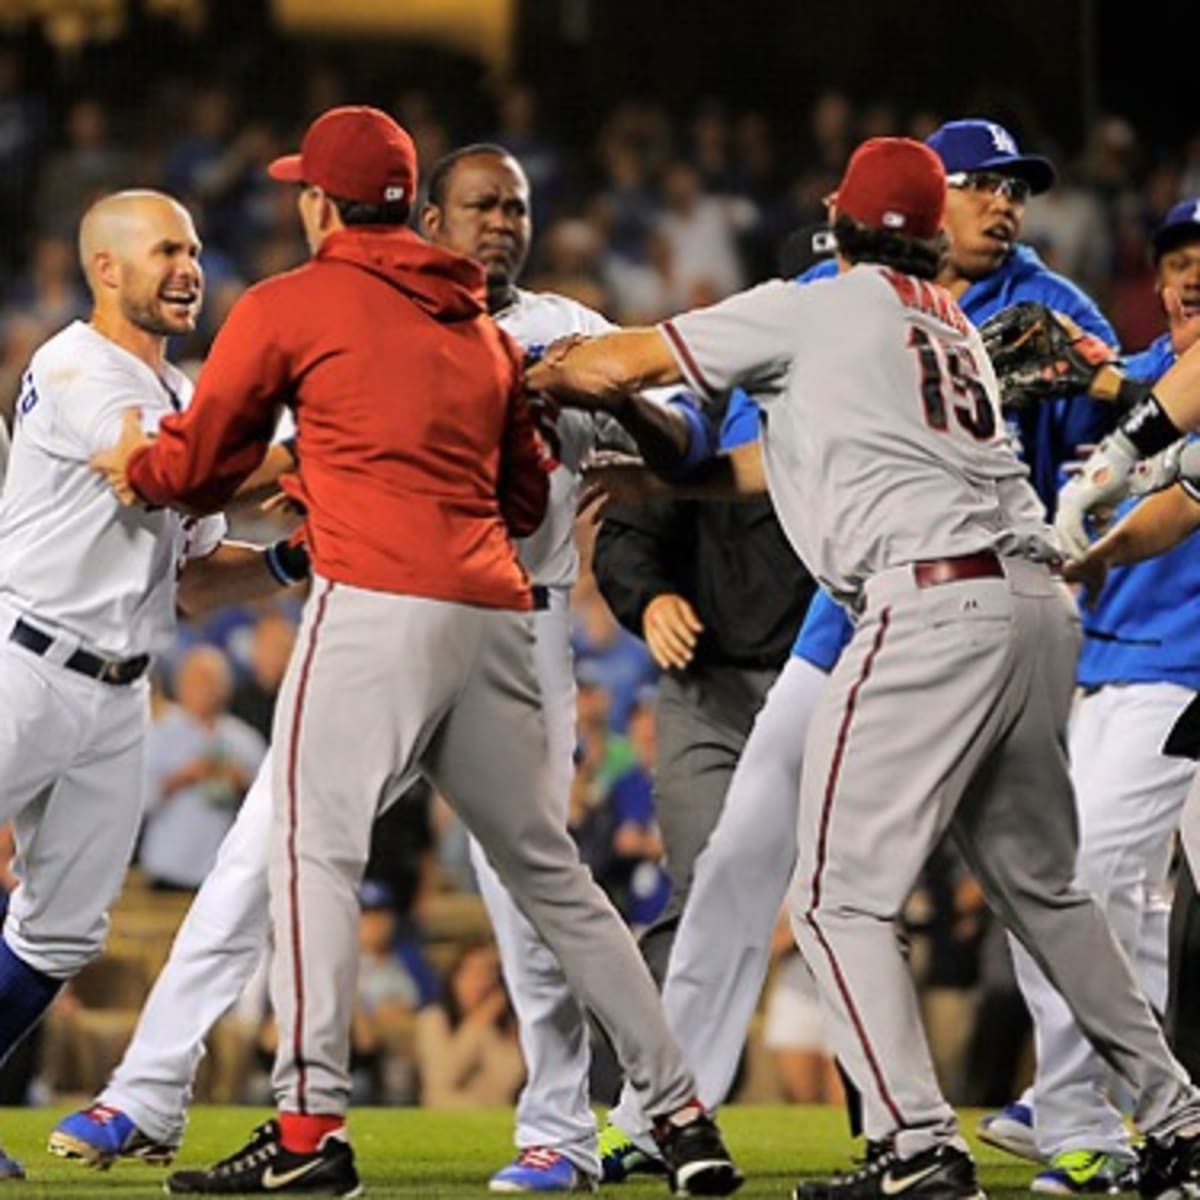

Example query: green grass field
[0,1105,1056,1198]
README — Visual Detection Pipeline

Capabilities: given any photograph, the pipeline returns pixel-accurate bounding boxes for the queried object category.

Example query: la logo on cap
[986,122,1018,155]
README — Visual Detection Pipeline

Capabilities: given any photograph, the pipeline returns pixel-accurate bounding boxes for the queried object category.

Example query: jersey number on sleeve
[909,327,995,440]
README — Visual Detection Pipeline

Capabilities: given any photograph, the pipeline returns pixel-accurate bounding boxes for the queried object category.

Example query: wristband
[1114,376,1153,412]
[1119,393,1183,457]
[264,538,310,586]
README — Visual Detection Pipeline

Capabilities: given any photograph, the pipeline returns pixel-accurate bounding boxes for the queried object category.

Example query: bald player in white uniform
[50,148,712,1194]
[0,190,306,1180]
[529,136,1200,1200]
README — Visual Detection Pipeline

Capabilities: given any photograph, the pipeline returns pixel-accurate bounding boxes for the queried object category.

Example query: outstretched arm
[527,329,683,408]
[1065,485,1200,596]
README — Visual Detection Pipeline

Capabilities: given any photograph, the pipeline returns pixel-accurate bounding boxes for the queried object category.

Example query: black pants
[1168,848,1200,1081]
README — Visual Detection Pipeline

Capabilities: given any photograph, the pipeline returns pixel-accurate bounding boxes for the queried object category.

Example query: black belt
[531,585,550,611]
[8,618,151,686]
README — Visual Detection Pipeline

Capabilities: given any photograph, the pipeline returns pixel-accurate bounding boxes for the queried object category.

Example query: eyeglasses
[945,171,1031,205]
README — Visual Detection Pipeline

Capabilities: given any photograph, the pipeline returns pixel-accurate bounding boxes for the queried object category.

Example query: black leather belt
[8,618,151,686]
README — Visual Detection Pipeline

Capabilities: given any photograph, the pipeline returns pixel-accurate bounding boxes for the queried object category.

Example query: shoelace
[214,1144,277,1179]
[208,1124,279,1175]
[834,1151,897,1185]
[83,1104,125,1127]
[516,1148,565,1170]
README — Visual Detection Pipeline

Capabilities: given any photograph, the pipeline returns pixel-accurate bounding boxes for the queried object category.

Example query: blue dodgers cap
[926,119,1056,196]
[1153,199,1200,260]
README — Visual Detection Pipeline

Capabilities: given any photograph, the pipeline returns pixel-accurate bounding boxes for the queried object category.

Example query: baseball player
[529,136,1200,1200]
[50,142,713,1195]
[87,109,739,1199]
[598,118,1121,1181]
[969,200,1200,1194]
[0,189,310,1181]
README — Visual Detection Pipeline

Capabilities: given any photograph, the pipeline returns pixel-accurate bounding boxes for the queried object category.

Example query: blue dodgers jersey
[1077,334,1200,689]
[790,245,1120,670]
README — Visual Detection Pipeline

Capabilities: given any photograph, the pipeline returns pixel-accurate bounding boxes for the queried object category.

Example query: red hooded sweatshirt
[128,227,548,609]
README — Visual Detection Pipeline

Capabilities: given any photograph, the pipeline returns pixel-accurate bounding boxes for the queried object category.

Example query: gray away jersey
[662,265,1056,605]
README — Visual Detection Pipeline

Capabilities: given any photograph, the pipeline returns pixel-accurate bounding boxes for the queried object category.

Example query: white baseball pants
[0,634,148,980]
[1009,681,1195,1161]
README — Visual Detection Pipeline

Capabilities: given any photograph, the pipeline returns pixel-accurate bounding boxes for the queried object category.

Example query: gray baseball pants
[268,577,697,1120]
[791,557,1200,1159]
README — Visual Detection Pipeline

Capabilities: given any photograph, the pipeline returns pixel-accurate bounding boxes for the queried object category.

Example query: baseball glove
[980,301,1116,409]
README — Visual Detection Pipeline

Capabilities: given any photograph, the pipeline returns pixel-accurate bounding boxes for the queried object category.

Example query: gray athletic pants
[640,662,777,978]
[268,576,697,1120]
[791,558,1200,1159]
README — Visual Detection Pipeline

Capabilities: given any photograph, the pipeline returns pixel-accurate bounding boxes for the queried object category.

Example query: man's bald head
[80,189,204,338]
[79,190,192,282]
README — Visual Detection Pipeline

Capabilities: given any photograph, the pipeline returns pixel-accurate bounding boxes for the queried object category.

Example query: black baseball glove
[980,301,1116,409]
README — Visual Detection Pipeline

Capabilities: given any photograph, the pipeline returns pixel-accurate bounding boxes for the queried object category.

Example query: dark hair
[326,193,411,227]
[425,143,517,208]
[832,212,946,281]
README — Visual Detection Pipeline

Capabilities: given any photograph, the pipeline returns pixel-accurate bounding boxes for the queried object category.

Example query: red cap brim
[267,154,304,183]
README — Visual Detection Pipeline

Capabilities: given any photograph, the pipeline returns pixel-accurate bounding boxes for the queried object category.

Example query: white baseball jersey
[496,289,636,589]
[0,419,10,487]
[662,266,1056,605]
[0,321,226,658]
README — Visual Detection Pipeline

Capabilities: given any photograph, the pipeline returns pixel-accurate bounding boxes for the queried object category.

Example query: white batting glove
[1055,432,1140,559]
[1127,439,1200,497]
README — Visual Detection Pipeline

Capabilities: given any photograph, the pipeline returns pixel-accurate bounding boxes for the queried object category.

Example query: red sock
[279,1112,344,1154]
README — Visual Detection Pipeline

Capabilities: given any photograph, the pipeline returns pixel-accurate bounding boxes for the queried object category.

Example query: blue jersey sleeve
[1122,334,1175,384]
[791,589,853,671]
[720,389,760,450]
[661,392,720,478]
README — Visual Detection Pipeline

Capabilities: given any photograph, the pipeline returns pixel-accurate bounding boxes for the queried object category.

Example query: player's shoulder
[30,321,143,403]
[497,288,614,347]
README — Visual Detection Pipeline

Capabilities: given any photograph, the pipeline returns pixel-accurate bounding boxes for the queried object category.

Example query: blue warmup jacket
[1076,334,1200,690]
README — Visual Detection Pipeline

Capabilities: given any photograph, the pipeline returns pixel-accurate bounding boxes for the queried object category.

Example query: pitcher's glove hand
[980,301,1115,409]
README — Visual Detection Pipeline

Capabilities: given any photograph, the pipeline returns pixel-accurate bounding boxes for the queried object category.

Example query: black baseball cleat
[794,1142,985,1200]
[164,1120,361,1196]
[653,1108,743,1196]
[1137,1128,1200,1200]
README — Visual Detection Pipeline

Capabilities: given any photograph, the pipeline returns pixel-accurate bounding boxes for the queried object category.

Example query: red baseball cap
[834,137,946,238]
[267,105,417,206]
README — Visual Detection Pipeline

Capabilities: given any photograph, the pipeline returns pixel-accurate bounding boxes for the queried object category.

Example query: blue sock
[0,936,63,1067]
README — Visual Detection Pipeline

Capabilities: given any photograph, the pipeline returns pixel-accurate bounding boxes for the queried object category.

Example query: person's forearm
[1088,486,1200,568]
[608,394,691,472]
[529,329,683,403]
[177,540,307,619]
[229,441,298,507]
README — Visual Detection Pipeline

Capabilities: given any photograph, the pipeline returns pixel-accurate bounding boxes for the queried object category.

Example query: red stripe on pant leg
[803,607,905,1127]
[285,579,334,1114]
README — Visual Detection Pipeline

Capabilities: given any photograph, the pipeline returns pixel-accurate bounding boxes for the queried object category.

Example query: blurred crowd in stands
[1,41,1197,1110]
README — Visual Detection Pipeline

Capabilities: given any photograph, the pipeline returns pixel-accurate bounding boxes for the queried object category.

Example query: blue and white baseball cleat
[489,1147,599,1193]
[48,1103,176,1169]
[0,1144,24,1180]
[977,1101,1043,1163]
